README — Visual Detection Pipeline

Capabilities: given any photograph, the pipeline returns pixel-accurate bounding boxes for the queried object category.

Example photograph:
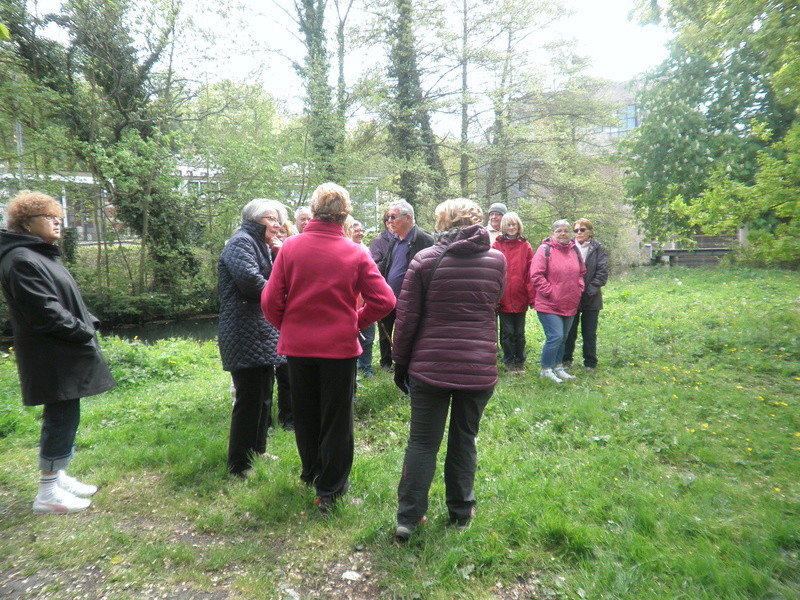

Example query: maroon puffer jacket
[392,224,506,390]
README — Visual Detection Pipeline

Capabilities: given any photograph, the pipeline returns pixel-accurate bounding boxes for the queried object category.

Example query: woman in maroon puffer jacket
[492,211,533,372]
[391,198,506,542]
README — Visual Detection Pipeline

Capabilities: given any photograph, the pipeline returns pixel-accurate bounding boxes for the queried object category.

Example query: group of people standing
[485,203,609,383]
[0,187,605,545]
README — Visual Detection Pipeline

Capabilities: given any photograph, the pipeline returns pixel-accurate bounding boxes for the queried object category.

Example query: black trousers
[378,309,396,368]
[397,377,493,526]
[39,398,81,472]
[287,356,356,499]
[563,309,600,368]
[498,311,527,365]
[228,366,274,475]
[275,363,293,428]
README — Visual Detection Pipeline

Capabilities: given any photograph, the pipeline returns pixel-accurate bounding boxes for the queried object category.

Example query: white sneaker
[58,471,98,497]
[33,487,91,514]
[554,366,575,380]
[540,368,563,383]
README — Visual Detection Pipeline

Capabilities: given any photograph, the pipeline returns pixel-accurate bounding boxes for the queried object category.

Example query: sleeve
[529,245,553,300]
[355,252,396,331]
[391,256,425,365]
[586,243,609,296]
[6,260,94,343]
[524,243,534,304]
[220,237,268,301]
[261,250,288,329]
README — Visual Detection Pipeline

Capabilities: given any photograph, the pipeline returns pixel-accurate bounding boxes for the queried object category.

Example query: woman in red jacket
[528,219,586,383]
[261,183,395,514]
[492,211,533,372]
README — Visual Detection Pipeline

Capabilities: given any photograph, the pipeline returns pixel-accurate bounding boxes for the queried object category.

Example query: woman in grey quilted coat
[218,199,286,476]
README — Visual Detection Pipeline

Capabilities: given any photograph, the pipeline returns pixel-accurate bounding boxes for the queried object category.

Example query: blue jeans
[537,312,575,368]
[39,399,81,472]
[357,322,376,374]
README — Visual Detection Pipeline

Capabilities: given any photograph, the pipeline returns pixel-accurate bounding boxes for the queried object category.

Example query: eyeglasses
[387,214,403,221]
[574,228,589,233]
[34,215,61,222]
[261,216,279,224]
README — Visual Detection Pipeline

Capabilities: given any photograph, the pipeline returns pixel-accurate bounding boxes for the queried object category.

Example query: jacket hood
[0,230,61,262]
[438,224,491,256]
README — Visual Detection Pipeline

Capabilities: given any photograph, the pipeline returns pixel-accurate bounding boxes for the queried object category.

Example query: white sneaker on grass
[33,487,91,514]
[554,366,576,380]
[539,368,563,383]
[58,471,98,497]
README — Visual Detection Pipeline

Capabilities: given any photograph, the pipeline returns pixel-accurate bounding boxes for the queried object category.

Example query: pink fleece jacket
[261,219,395,358]
[528,238,586,316]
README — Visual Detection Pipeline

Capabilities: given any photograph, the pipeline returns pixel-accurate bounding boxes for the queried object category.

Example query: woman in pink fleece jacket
[261,183,395,514]
[528,219,586,383]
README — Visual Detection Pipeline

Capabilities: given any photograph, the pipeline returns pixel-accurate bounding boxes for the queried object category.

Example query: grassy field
[0,266,798,600]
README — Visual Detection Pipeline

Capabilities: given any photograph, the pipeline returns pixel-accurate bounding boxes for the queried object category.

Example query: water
[0,316,219,351]
[102,315,219,344]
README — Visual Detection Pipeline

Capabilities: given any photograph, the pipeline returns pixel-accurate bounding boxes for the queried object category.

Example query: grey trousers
[397,377,493,526]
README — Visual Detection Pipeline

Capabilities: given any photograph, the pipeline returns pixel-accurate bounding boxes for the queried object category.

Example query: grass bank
[1,266,798,600]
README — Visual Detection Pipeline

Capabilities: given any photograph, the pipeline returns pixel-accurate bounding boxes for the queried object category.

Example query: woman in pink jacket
[492,211,533,373]
[261,183,395,514]
[528,219,586,383]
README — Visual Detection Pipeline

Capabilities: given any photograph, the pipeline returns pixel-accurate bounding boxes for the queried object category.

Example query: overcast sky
[32,0,673,104]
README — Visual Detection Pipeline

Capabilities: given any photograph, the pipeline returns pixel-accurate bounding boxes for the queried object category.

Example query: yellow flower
[774,488,781,493]
[701,423,709,429]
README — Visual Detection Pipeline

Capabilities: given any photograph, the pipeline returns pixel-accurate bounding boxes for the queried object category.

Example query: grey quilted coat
[218,220,283,371]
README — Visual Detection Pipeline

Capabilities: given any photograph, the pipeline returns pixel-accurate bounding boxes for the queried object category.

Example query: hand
[393,364,410,395]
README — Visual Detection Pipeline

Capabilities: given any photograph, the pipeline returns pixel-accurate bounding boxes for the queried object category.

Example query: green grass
[1,266,798,599]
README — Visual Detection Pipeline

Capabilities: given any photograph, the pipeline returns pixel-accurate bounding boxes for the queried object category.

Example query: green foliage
[101,336,219,387]
[623,0,798,249]
[1,267,798,599]
[385,0,449,206]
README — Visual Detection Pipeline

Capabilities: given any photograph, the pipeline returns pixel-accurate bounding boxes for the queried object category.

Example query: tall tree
[4,0,199,292]
[385,0,448,206]
[295,0,345,184]
[625,0,798,263]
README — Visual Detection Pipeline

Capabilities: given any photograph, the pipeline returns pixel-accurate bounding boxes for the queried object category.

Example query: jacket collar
[303,219,345,236]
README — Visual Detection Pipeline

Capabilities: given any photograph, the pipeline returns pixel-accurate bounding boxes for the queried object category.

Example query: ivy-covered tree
[294,0,346,185]
[385,0,448,206]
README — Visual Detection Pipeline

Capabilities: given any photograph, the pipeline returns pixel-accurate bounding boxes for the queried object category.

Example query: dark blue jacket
[218,221,283,371]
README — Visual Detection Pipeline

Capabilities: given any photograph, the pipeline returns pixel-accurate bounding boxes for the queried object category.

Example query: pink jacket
[261,220,395,358]
[528,238,586,316]
[492,236,533,313]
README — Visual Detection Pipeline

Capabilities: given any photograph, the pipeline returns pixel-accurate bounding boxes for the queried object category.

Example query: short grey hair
[242,199,285,224]
[295,206,312,220]
[551,219,571,232]
[389,199,415,223]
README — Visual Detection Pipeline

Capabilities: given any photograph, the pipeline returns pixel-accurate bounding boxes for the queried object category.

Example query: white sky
[559,0,672,82]
[31,0,672,105]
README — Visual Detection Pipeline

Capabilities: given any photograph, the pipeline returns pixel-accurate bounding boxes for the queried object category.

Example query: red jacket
[528,238,586,316]
[492,235,533,313]
[261,220,395,358]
